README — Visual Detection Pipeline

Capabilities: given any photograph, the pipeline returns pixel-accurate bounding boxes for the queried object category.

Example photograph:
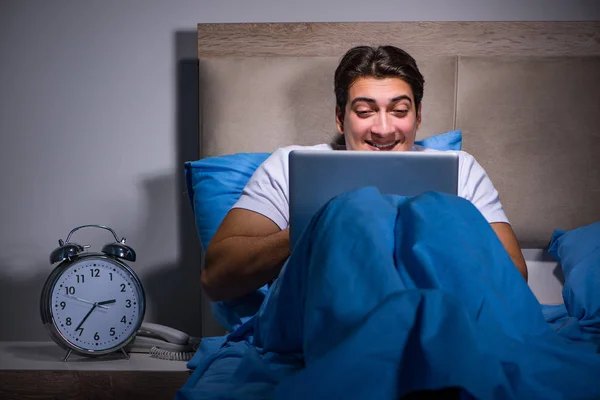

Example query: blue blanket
[177,189,600,400]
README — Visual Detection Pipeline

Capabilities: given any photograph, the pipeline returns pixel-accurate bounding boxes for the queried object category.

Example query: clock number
[76,274,85,283]
[125,299,131,308]
[110,327,116,336]
[90,268,100,278]
[109,273,113,281]
[120,284,126,292]
[66,317,72,326]
[76,327,84,336]
[94,332,100,341]
[65,286,75,295]
[59,301,66,310]
[120,316,127,324]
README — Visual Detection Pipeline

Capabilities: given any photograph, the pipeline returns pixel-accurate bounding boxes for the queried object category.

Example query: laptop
[288,150,459,249]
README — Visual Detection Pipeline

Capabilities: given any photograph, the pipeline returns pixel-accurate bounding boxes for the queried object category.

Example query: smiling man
[201,45,527,303]
[341,77,418,151]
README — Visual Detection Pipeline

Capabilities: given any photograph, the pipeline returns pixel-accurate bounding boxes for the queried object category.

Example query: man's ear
[416,103,422,130]
[335,106,344,134]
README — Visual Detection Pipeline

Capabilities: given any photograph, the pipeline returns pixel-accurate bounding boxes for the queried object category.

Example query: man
[202,45,527,302]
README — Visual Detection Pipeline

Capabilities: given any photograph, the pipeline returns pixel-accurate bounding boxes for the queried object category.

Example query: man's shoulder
[412,144,475,161]
[270,143,333,159]
[254,144,333,176]
[279,143,333,152]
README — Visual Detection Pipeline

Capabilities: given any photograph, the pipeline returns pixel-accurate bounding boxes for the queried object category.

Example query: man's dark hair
[333,45,425,146]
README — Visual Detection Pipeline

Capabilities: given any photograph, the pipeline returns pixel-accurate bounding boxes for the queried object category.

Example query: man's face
[336,77,421,151]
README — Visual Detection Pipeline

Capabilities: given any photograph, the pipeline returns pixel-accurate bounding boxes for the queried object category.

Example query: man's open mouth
[365,140,401,150]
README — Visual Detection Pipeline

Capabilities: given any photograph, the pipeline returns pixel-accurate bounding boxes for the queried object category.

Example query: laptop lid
[288,150,459,249]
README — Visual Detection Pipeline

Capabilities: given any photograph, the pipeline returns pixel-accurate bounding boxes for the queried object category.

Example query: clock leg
[120,348,130,360]
[62,349,72,362]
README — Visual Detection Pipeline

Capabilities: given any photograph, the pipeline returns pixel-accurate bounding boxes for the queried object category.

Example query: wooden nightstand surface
[0,341,191,400]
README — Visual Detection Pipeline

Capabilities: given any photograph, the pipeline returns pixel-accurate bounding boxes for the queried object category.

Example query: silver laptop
[288,150,459,249]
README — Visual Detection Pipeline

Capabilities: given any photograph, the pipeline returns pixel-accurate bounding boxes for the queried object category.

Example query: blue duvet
[177,189,600,399]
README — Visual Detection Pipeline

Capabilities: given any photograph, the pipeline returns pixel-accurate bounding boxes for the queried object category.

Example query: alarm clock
[40,224,146,361]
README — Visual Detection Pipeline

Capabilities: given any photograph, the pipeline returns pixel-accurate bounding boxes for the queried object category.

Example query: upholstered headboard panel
[197,22,600,248]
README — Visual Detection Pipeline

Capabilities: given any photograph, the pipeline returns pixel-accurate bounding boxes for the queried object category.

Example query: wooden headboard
[196,22,600,248]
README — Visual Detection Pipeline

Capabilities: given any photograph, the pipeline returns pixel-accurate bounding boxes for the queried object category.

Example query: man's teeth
[370,142,396,149]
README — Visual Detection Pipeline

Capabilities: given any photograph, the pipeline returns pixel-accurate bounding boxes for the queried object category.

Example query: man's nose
[370,112,394,136]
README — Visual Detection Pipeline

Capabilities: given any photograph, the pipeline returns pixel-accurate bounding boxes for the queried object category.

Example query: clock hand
[97,299,116,306]
[64,295,108,309]
[75,303,97,331]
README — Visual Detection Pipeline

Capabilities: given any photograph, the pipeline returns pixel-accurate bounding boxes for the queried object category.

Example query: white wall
[1,0,598,341]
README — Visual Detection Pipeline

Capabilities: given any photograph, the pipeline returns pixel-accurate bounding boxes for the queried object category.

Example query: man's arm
[491,222,528,282]
[202,208,291,302]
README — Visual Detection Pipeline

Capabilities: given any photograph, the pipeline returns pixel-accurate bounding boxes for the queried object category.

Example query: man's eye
[356,110,372,116]
[393,109,408,114]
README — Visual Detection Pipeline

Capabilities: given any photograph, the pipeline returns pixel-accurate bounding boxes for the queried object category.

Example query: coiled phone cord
[149,346,196,361]
[148,337,201,361]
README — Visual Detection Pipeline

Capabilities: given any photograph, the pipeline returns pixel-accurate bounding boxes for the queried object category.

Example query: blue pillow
[185,152,269,333]
[415,129,462,151]
[185,152,270,251]
[547,222,600,346]
[184,130,462,332]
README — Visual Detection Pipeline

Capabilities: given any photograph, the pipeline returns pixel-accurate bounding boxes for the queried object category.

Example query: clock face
[49,256,144,352]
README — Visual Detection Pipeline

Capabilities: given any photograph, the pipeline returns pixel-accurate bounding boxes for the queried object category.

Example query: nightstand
[0,341,190,400]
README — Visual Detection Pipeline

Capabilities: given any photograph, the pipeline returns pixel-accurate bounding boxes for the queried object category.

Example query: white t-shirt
[232,143,509,229]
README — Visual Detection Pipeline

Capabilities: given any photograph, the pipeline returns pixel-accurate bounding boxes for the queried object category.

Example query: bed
[180,22,600,399]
